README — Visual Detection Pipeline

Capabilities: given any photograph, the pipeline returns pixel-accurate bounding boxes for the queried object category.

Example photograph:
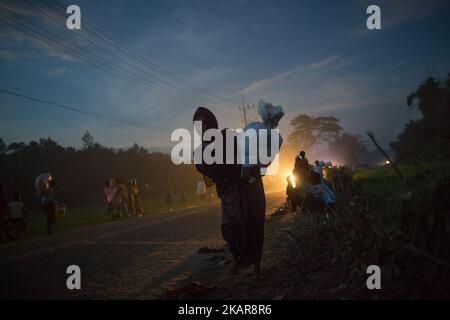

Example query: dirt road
[0,192,286,299]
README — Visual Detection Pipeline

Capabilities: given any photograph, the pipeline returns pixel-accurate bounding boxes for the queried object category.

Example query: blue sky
[1,0,450,150]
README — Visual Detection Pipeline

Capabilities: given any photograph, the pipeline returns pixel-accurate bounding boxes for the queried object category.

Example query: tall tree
[289,114,343,151]
[391,73,450,162]
[81,131,95,149]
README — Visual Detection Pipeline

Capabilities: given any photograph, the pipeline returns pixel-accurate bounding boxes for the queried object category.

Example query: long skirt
[219,178,266,267]
[239,177,266,267]
[220,181,246,263]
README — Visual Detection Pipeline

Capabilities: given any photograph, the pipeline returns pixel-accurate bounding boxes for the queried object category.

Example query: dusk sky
[1,0,450,150]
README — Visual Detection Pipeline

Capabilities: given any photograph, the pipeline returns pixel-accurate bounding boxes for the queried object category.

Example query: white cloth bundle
[240,100,284,171]
[35,173,52,198]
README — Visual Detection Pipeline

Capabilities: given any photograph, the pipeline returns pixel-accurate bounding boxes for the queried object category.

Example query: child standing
[8,192,27,240]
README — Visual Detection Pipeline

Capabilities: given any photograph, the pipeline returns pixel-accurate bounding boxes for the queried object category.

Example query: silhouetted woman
[193,106,265,279]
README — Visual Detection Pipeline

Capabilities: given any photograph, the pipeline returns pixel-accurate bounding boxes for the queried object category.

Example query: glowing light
[286,173,296,188]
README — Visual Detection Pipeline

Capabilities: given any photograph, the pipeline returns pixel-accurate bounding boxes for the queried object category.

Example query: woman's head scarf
[193,106,218,131]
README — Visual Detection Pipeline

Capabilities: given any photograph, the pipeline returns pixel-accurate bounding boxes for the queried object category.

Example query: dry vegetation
[182,164,450,300]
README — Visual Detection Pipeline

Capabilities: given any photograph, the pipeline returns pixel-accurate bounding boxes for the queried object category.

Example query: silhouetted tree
[391,73,450,162]
[81,131,95,149]
[289,115,343,151]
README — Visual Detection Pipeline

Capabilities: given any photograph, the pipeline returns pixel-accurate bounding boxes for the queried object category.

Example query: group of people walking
[2,173,66,240]
[2,174,145,243]
[104,178,143,219]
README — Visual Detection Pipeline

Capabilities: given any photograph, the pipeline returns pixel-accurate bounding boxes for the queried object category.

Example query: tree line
[0,132,201,210]
[2,74,446,210]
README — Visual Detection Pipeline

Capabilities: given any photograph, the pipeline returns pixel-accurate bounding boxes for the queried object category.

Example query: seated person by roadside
[302,171,336,213]
[286,176,299,211]
[313,160,325,179]
[286,167,312,212]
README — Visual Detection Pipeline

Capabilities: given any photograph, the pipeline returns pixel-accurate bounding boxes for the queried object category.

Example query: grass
[23,192,218,239]
[352,162,450,298]
[353,163,450,200]
[269,162,450,299]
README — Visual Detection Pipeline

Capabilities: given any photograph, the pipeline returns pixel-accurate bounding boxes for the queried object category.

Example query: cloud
[0,0,86,61]
[235,54,426,146]
[47,67,67,77]
[189,65,235,85]
[241,55,341,94]
[239,55,397,116]
[0,49,30,61]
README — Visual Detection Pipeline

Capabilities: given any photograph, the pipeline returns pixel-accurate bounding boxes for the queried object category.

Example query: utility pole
[239,95,248,126]
[239,95,255,126]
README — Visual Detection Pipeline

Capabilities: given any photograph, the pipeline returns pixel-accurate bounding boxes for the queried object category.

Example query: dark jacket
[195,129,241,197]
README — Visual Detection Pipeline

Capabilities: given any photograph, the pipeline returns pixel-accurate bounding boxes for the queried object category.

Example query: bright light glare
[287,173,296,188]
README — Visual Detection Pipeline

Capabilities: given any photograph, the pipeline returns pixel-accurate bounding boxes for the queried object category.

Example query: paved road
[0,192,284,299]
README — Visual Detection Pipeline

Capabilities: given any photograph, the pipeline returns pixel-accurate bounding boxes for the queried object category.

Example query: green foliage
[391,73,450,163]
[348,165,450,298]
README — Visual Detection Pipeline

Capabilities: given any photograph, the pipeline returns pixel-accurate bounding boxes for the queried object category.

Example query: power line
[0,6,203,107]
[47,0,237,107]
[0,85,169,135]
[26,0,216,107]
[0,12,191,108]
[0,2,245,136]
[0,7,201,107]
